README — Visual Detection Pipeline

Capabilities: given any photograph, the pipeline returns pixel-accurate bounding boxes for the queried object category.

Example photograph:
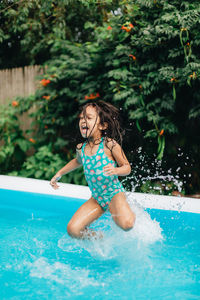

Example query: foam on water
[27,257,99,290]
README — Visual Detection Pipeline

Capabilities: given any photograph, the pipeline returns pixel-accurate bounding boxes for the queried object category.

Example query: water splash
[123,147,191,195]
[28,257,99,290]
[58,193,163,260]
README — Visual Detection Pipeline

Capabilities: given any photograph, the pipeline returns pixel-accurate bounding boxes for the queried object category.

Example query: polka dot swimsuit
[81,138,125,211]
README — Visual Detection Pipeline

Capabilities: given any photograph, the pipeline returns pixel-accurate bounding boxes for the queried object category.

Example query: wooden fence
[0,65,43,132]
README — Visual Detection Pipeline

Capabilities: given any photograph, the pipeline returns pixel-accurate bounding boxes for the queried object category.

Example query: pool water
[0,188,200,300]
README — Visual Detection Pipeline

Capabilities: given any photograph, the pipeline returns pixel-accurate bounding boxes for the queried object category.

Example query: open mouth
[81,125,89,135]
[81,125,89,130]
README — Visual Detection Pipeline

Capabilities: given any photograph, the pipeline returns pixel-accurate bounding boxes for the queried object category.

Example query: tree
[0,0,119,68]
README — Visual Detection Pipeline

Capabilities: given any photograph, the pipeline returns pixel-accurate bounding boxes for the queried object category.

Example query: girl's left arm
[103,143,131,176]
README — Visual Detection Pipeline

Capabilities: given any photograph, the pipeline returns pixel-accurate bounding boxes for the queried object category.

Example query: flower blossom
[189,72,196,78]
[42,95,50,100]
[40,79,51,87]
[29,138,36,143]
[121,23,134,32]
[170,77,176,82]
[159,129,164,136]
[84,93,100,100]
[12,101,19,107]
[129,54,136,61]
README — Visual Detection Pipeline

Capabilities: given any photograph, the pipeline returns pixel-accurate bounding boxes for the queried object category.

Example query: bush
[1,0,200,194]
[0,102,31,173]
[9,144,87,185]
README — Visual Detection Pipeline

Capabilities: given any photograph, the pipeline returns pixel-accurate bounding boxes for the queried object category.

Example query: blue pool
[0,187,200,300]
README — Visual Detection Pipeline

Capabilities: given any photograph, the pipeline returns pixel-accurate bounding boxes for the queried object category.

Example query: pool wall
[0,175,200,214]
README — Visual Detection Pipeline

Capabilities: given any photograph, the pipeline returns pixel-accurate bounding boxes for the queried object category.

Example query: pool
[0,175,200,299]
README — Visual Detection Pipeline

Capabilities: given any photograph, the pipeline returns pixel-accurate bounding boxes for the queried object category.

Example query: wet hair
[77,100,124,151]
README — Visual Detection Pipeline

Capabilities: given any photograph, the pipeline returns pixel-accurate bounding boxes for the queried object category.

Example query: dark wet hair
[77,100,124,151]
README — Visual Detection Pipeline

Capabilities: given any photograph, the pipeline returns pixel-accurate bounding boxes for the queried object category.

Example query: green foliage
[9,144,87,185]
[0,0,119,68]
[1,0,200,194]
[0,103,31,172]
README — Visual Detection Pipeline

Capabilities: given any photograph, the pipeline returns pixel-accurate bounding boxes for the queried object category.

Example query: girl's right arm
[50,152,82,189]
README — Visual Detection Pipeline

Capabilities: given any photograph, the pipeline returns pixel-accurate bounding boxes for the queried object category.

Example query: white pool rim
[0,175,200,214]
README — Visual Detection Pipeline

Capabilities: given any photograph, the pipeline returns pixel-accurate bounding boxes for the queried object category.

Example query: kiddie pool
[0,175,200,300]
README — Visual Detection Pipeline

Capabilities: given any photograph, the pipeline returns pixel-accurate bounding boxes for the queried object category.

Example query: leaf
[144,129,158,138]
[157,136,165,160]
[136,120,142,132]
[16,139,30,152]
[172,84,176,101]
[35,170,44,178]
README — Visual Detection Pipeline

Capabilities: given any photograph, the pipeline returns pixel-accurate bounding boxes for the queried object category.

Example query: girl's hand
[50,174,61,189]
[103,163,117,176]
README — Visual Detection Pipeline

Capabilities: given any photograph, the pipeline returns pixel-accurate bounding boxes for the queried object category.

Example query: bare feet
[81,228,103,240]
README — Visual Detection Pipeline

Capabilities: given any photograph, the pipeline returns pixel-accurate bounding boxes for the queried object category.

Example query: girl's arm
[50,150,82,189]
[103,142,131,176]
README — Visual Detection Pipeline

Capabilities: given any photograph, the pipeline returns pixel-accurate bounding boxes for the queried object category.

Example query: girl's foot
[82,228,103,240]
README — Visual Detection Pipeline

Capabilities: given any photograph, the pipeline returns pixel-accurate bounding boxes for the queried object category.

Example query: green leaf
[16,139,30,152]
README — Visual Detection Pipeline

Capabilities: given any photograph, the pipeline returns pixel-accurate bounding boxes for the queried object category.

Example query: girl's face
[79,105,102,139]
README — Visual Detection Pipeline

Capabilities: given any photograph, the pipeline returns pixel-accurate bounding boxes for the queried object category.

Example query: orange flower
[186,42,190,46]
[29,138,36,143]
[159,129,164,136]
[189,72,196,79]
[121,26,131,32]
[12,101,19,107]
[121,23,134,32]
[44,125,48,129]
[170,77,176,82]
[40,79,51,86]
[139,85,142,89]
[84,93,100,100]
[129,54,136,61]
[42,95,50,100]
[107,26,112,30]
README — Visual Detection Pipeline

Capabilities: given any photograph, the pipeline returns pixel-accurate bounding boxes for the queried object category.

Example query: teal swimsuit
[80,138,125,211]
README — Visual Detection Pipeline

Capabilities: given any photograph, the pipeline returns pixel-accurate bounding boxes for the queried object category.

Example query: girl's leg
[109,192,136,231]
[67,197,104,239]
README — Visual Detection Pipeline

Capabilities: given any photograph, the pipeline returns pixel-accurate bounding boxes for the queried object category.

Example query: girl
[50,100,135,239]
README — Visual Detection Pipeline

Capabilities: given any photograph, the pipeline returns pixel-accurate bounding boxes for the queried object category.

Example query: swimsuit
[80,138,125,211]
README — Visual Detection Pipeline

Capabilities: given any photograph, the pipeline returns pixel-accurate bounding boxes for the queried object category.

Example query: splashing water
[122,147,192,195]
[58,192,163,260]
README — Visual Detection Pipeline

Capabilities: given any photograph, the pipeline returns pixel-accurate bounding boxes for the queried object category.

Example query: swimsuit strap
[81,142,87,158]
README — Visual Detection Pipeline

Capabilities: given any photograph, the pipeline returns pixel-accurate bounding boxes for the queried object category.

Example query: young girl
[50,100,135,239]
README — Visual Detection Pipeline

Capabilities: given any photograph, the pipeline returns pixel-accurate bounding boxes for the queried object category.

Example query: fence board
[0,65,43,132]
[0,65,43,103]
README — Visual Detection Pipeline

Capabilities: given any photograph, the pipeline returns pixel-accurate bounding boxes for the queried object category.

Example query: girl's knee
[120,214,136,231]
[67,222,82,238]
